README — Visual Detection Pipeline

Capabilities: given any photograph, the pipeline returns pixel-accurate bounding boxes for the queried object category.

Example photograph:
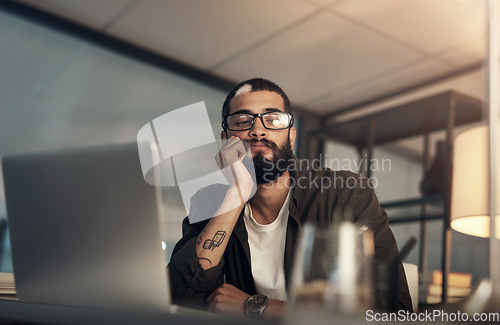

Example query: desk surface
[0,298,384,325]
[0,298,263,325]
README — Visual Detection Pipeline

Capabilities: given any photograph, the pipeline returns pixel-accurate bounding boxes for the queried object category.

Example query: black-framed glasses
[222,111,294,131]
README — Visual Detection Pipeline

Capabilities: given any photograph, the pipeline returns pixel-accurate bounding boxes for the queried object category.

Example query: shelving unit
[311,90,483,303]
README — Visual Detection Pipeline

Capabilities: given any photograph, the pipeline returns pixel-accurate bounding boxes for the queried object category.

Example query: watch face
[246,294,268,312]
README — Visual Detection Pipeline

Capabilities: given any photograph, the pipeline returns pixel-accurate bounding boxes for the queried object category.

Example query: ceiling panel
[332,0,486,56]
[302,0,342,8]
[307,58,455,114]
[214,11,423,107]
[107,0,318,69]
[17,0,136,30]
[437,36,486,67]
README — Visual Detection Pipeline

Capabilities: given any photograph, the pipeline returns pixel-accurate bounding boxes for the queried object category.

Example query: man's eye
[233,120,252,127]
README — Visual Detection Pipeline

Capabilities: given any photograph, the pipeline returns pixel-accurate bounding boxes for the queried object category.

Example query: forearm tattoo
[202,230,226,251]
[198,257,212,267]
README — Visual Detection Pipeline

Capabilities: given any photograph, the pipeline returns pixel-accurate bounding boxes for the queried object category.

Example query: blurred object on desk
[418,270,472,305]
[402,263,418,312]
[289,222,374,315]
[0,272,17,300]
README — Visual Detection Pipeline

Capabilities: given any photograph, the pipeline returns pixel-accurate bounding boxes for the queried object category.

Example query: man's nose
[249,117,267,139]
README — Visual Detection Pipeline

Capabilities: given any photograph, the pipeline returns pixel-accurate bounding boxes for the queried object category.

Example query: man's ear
[221,130,227,140]
[289,127,297,149]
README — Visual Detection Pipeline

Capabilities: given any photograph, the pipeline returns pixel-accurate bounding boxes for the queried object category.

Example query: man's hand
[216,136,255,204]
[217,136,247,167]
[207,283,250,316]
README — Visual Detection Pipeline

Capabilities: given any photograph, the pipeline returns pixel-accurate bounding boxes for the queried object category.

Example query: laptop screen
[2,143,171,312]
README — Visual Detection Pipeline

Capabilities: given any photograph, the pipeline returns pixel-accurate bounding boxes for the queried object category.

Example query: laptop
[2,143,171,312]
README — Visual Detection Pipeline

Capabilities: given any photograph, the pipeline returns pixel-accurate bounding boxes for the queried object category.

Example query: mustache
[245,138,278,150]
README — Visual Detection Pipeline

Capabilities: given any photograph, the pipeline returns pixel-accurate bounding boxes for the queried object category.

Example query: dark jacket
[168,162,413,311]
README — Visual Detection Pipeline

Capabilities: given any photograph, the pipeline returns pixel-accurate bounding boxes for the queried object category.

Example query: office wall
[0,9,229,271]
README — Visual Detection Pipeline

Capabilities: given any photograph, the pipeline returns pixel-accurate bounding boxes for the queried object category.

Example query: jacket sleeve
[343,177,413,312]
[167,216,225,309]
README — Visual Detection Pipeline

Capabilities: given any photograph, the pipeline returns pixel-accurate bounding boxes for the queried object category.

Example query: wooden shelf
[311,91,483,148]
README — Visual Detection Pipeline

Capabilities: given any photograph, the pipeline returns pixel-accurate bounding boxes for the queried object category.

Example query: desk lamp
[451,124,500,314]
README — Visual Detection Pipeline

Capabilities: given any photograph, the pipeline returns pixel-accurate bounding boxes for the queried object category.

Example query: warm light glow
[451,215,500,238]
[451,125,500,239]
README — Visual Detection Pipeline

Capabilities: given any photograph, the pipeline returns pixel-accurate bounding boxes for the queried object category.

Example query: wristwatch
[244,294,268,318]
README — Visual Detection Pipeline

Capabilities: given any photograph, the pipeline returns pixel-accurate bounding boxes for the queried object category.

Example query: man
[168,78,412,318]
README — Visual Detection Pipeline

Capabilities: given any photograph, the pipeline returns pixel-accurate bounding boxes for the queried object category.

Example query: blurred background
[0,0,493,307]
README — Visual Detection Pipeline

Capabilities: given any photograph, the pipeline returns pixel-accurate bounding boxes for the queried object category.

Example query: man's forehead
[234,84,252,97]
[229,91,285,113]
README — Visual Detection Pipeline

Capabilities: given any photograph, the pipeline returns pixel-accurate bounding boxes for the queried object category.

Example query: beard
[248,138,295,184]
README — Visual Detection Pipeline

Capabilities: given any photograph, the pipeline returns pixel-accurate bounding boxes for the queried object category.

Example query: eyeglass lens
[227,112,291,130]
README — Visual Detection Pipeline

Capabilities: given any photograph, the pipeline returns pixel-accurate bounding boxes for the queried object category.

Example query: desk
[0,299,264,325]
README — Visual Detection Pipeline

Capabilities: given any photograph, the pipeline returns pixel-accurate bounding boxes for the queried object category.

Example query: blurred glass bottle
[289,222,374,315]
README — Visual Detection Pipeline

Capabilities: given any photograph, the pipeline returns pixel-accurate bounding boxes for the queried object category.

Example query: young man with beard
[168,78,412,318]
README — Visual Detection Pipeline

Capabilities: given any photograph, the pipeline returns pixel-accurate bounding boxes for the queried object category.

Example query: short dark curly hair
[221,78,291,129]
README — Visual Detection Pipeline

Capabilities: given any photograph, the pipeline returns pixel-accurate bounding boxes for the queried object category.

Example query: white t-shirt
[243,191,290,301]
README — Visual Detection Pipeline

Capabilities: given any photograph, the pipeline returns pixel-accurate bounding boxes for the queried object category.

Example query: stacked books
[419,270,472,304]
[0,272,17,300]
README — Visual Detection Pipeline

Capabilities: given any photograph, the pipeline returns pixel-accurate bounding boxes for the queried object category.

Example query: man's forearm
[195,188,245,269]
